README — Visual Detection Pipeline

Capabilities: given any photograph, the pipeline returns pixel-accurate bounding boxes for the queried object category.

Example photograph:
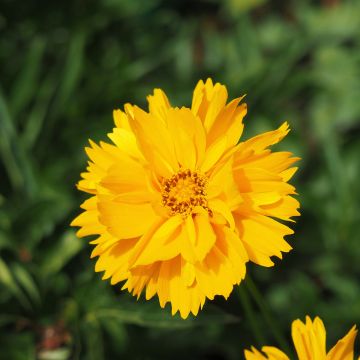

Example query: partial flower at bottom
[244,316,359,360]
[71,78,300,318]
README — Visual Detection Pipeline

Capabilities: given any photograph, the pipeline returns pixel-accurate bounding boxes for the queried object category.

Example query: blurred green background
[1,0,360,359]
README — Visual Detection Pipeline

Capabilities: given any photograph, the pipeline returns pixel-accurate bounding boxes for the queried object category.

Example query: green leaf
[0,314,21,327]
[226,0,268,14]
[42,31,86,136]
[100,318,127,354]
[13,196,72,250]
[0,89,37,196]
[91,299,239,329]
[9,37,46,120]
[37,348,71,360]
[0,258,31,309]
[22,75,58,150]
[83,314,104,360]
[0,332,36,360]
[11,263,41,307]
[40,230,84,276]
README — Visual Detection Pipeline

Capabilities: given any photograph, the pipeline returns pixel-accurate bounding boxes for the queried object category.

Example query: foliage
[0,0,359,358]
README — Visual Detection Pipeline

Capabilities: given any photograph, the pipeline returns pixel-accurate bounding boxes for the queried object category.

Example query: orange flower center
[161,169,210,216]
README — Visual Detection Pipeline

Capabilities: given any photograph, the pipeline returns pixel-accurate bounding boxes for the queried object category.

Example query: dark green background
[1,0,359,359]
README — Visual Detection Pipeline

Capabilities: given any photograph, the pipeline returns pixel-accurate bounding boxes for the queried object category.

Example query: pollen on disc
[161,169,211,216]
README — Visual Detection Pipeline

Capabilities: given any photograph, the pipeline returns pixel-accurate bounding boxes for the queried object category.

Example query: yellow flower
[71,78,299,318]
[244,316,359,360]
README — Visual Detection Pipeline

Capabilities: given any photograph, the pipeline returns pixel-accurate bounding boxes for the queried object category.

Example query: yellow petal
[234,167,296,195]
[71,210,105,237]
[208,198,235,229]
[244,347,269,360]
[260,196,300,221]
[166,107,206,169]
[147,88,171,123]
[94,237,137,281]
[200,135,228,173]
[195,225,247,300]
[192,212,217,261]
[235,213,293,267]
[191,79,228,131]
[127,105,178,177]
[291,316,327,360]
[98,196,158,239]
[132,215,183,266]
[206,98,247,148]
[100,163,150,196]
[240,122,290,153]
[261,346,290,360]
[107,127,144,161]
[326,325,358,360]
[113,109,132,131]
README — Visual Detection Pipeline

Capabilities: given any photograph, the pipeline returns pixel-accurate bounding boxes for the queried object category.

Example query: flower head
[71,79,300,318]
[244,316,359,360]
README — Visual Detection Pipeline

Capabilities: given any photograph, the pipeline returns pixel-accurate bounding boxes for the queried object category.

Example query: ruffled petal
[245,347,269,360]
[126,105,178,177]
[166,107,206,169]
[291,316,327,360]
[244,346,290,360]
[98,195,159,239]
[234,213,293,267]
[326,325,358,360]
[195,225,248,300]
[261,347,289,360]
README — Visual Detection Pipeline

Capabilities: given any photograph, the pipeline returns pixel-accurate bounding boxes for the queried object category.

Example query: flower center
[161,169,210,216]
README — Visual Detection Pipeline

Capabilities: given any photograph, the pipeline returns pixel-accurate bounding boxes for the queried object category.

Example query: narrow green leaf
[40,230,84,276]
[22,76,57,150]
[91,300,239,329]
[0,332,36,360]
[11,263,41,307]
[0,258,32,310]
[9,37,46,119]
[84,315,104,360]
[37,348,71,360]
[0,314,20,327]
[13,196,72,250]
[54,31,86,112]
[0,89,37,197]
[100,318,127,353]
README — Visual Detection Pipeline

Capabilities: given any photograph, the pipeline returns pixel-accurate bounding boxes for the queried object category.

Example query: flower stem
[237,284,266,346]
[245,274,292,356]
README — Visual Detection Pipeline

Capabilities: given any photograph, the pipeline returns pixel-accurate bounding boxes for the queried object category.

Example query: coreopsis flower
[71,79,299,318]
[244,316,359,360]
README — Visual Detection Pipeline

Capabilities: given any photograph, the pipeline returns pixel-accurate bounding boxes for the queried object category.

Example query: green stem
[245,275,293,356]
[237,284,266,346]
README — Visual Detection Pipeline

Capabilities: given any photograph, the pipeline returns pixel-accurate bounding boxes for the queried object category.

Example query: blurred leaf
[38,348,71,360]
[40,230,84,276]
[0,333,36,360]
[0,89,37,196]
[9,37,46,120]
[91,300,239,329]
[13,196,71,250]
[226,0,267,14]
[0,229,11,251]
[0,258,31,310]
[0,314,21,327]
[101,318,127,354]
[174,25,195,80]
[46,31,86,127]
[22,75,58,150]
[84,314,104,360]
[11,263,41,307]
[299,3,360,41]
